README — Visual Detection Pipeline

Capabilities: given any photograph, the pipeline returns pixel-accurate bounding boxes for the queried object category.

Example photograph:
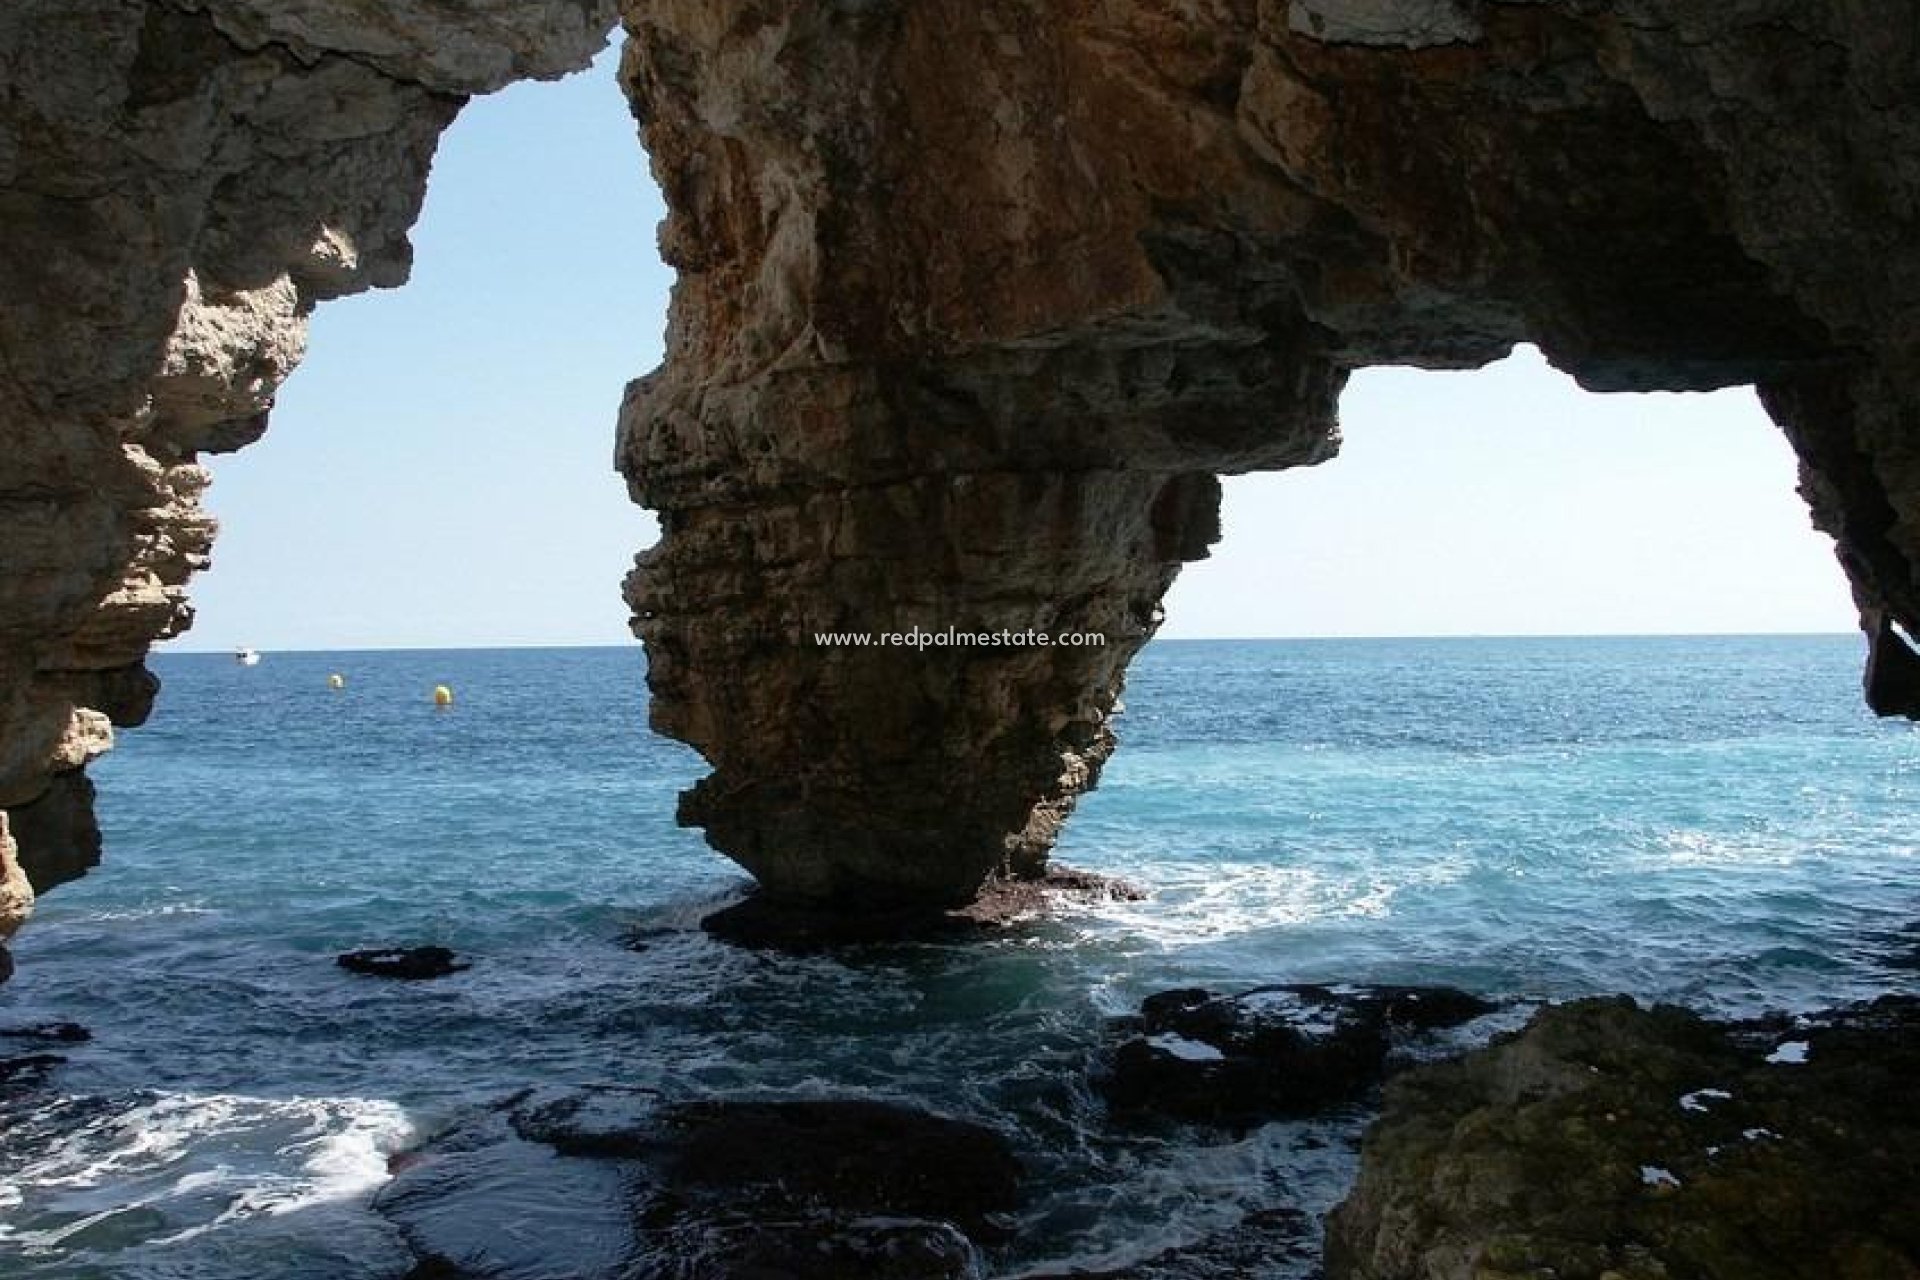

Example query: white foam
[1062,856,1466,947]
[1678,1088,1732,1113]
[1655,828,1799,868]
[70,903,220,924]
[1145,1034,1226,1063]
[1236,991,1340,1036]
[279,1097,416,1213]
[998,1117,1356,1278]
[1640,1165,1681,1188]
[1765,1040,1810,1065]
[0,1090,411,1253]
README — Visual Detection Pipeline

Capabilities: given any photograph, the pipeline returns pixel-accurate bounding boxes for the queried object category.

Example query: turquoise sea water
[2,636,1916,1276]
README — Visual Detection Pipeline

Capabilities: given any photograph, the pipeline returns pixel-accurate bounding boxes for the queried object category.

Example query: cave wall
[619,0,1920,905]
[2,0,1917,945]
[0,0,618,958]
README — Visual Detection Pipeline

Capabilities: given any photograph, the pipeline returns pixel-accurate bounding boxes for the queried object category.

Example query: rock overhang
[2,0,1917,948]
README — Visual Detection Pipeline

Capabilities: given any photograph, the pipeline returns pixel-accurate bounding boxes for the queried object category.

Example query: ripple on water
[2,639,1914,1276]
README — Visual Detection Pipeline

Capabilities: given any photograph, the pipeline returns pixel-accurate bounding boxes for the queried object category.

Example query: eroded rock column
[618,0,1350,905]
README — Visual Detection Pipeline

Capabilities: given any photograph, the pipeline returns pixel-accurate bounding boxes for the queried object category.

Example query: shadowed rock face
[618,0,1920,905]
[2,0,1919,936]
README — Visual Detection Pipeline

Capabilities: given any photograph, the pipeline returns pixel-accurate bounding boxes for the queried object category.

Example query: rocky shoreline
[337,975,1500,1278]
[358,987,1920,1280]
[6,927,1914,1280]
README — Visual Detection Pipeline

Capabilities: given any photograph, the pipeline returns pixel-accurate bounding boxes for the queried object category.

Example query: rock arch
[3,0,1917,955]
[620,0,1920,908]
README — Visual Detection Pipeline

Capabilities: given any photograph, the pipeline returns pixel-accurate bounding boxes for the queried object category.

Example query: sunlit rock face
[618,0,1919,907]
[0,0,617,955]
[2,0,1917,939]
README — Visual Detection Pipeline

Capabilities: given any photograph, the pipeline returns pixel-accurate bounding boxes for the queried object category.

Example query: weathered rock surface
[619,0,1920,908]
[378,1089,1023,1280]
[0,815,30,956]
[5,0,1920,932]
[1101,984,1497,1126]
[1326,996,1920,1280]
[0,0,617,957]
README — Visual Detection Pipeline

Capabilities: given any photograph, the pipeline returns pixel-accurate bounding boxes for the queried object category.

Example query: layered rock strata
[618,0,1920,907]
[3,0,1920,933]
[0,0,617,961]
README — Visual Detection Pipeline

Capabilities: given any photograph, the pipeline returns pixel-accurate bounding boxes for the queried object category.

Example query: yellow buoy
[432,684,454,708]
[327,673,346,691]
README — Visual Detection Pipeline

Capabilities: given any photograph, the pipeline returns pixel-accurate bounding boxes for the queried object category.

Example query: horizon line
[159,628,1861,656]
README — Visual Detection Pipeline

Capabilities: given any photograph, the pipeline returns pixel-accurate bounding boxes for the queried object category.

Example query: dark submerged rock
[1327,995,1920,1280]
[400,1256,478,1280]
[1024,1207,1319,1280]
[1103,984,1498,1126]
[704,866,1143,952]
[336,946,471,980]
[650,1213,982,1280]
[658,1098,1023,1238]
[0,1020,89,1043]
[635,1099,1021,1280]
[378,1091,1022,1280]
[375,1097,637,1280]
[0,1052,65,1091]
[508,1085,661,1159]
[700,893,980,950]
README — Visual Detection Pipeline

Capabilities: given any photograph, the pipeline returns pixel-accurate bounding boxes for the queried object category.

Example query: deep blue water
[1,637,1916,1276]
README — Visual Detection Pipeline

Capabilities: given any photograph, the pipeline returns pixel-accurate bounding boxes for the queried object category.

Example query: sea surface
[2,636,1916,1277]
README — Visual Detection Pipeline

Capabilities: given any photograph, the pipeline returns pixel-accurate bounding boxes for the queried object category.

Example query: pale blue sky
[175,53,1855,652]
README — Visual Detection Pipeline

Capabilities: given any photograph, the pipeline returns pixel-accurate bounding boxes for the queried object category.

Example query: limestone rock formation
[1325,996,1920,1280]
[4,0,1920,937]
[0,0,617,963]
[618,0,1920,908]
[0,816,30,957]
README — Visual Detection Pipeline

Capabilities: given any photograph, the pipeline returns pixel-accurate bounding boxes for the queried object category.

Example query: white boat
[234,648,262,667]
